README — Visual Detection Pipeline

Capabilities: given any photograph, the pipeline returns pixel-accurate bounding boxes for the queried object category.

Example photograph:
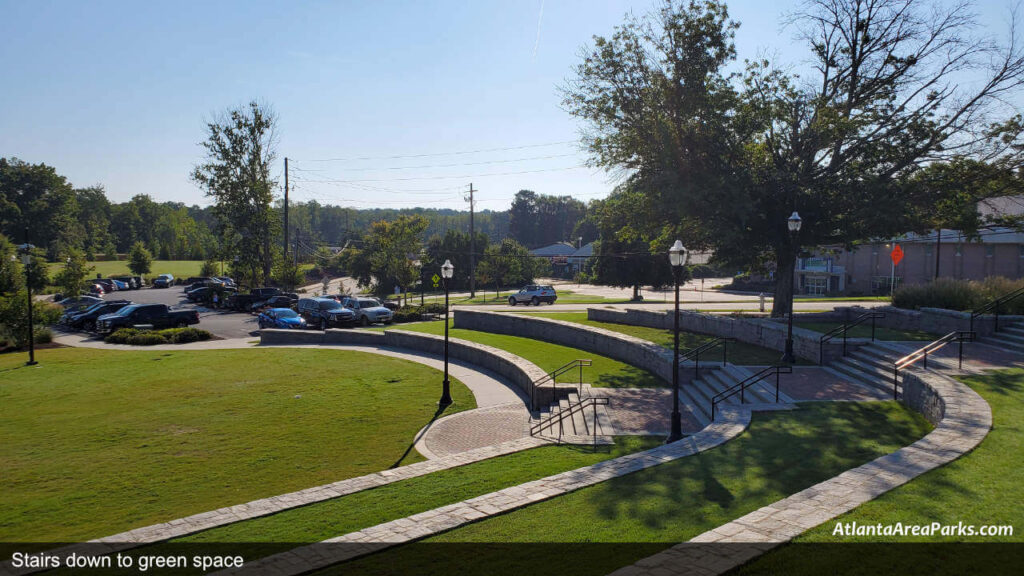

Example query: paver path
[415,402,531,459]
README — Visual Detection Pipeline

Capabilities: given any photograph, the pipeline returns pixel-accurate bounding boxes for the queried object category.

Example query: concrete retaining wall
[587,308,847,364]
[259,328,554,408]
[453,309,702,385]
[835,305,1024,337]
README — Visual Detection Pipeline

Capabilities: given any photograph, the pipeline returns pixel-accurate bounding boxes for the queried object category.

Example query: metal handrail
[678,338,735,380]
[530,396,610,447]
[969,287,1024,333]
[892,331,975,399]
[529,359,592,410]
[711,365,792,420]
[818,312,886,363]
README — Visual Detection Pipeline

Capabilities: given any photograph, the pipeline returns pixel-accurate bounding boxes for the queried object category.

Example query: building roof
[530,242,577,257]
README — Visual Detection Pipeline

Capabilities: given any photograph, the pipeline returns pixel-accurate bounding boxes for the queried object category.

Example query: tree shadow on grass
[593,365,665,388]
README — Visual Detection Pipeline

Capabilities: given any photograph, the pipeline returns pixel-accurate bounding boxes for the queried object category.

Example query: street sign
[890,244,904,266]
[431,273,440,284]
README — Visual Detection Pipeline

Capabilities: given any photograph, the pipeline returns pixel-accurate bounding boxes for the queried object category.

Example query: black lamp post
[18,234,37,366]
[782,211,802,364]
[439,259,454,407]
[667,240,688,443]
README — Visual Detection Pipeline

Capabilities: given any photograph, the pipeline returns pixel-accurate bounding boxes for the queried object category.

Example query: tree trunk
[771,249,796,318]
[632,284,640,300]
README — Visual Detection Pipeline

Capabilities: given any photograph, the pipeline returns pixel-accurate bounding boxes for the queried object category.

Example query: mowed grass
[736,369,1024,575]
[145,437,660,562]
[423,290,628,306]
[515,312,811,366]
[388,319,664,387]
[328,402,931,575]
[0,347,474,542]
[45,260,206,282]
[794,321,939,342]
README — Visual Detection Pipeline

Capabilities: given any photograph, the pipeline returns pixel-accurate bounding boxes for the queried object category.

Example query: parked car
[297,297,356,330]
[186,287,211,302]
[92,278,117,292]
[224,293,257,312]
[185,276,212,285]
[341,296,394,326]
[508,284,558,306]
[255,295,297,311]
[257,308,307,330]
[113,276,139,290]
[381,300,402,311]
[87,283,105,297]
[152,274,174,288]
[64,300,132,332]
[96,304,200,334]
[110,278,130,291]
[58,295,103,309]
[213,276,236,289]
[250,287,280,299]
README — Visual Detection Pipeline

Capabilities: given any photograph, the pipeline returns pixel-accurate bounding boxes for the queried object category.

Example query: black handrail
[969,286,1024,333]
[679,337,735,380]
[711,365,793,420]
[818,311,886,364]
[529,359,592,410]
[530,396,610,447]
[892,331,975,399]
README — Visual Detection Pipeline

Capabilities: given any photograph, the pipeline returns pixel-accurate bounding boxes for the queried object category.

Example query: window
[985,245,994,258]
[806,276,828,295]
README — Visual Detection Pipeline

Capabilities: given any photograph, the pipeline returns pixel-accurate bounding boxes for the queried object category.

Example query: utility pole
[934,228,941,279]
[283,157,289,258]
[467,183,476,298]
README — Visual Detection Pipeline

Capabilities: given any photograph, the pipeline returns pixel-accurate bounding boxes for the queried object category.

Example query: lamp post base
[25,360,37,366]
[665,411,684,444]
[439,379,453,407]
[781,338,796,364]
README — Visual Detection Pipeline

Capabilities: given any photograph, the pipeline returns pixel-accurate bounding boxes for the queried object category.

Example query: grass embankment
[139,438,659,561]
[515,312,810,366]
[736,368,1024,575]
[327,401,931,575]
[794,321,938,342]
[0,347,473,542]
[388,319,663,387]
[45,260,206,282]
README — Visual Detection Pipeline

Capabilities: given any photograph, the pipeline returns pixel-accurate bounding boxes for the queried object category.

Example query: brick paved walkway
[215,407,756,576]
[779,366,889,401]
[416,403,531,459]
[608,368,992,576]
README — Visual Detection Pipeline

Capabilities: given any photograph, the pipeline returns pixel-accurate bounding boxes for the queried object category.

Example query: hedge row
[105,327,213,346]
[892,277,1024,314]
[391,303,447,323]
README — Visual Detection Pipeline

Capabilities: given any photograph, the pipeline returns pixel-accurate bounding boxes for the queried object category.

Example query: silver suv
[341,296,394,326]
[508,284,557,306]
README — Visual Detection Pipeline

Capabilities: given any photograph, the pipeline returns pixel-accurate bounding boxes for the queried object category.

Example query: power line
[291,165,589,183]
[290,153,578,172]
[290,140,577,163]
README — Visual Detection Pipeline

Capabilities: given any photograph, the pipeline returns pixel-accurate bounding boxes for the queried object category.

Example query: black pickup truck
[95,304,200,334]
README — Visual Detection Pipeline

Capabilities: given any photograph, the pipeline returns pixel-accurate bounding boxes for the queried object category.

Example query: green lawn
[422,289,629,306]
[327,401,931,575]
[135,437,660,563]
[515,312,811,366]
[0,347,474,542]
[795,321,939,342]
[45,259,207,282]
[735,368,1024,574]
[388,319,664,387]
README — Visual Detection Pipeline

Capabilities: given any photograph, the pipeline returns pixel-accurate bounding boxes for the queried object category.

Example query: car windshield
[319,300,343,310]
[113,305,141,316]
[358,299,380,308]
[275,309,299,318]
[542,286,554,290]
[77,302,105,314]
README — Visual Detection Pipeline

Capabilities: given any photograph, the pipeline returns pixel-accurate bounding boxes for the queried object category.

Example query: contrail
[532,0,545,61]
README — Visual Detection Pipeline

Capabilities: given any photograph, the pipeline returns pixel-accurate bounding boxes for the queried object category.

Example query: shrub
[0,293,63,348]
[390,305,445,324]
[126,332,169,346]
[162,327,212,344]
[104,327,212,345]
[105,328,141,344]
[892,277,1024,314]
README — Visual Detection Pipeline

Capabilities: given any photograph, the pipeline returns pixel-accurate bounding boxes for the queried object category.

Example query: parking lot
[84,285,261,340]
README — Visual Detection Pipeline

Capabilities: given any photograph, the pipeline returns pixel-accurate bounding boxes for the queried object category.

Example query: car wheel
[508,297,517,306]
[361,316,370,327]
[176,320,187,328]
[83,320,95,332]
[531,296,539,306]
[319,318,327,331]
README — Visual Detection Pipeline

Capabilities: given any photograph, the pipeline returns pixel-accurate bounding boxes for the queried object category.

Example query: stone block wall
[900,369,947,426]
[835,305,1024,337]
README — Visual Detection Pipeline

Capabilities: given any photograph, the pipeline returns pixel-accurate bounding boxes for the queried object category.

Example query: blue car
[110,278,130,291]
[257,308,307,330]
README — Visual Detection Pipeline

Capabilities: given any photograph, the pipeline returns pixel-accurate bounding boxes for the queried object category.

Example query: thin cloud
[532,0,545,61]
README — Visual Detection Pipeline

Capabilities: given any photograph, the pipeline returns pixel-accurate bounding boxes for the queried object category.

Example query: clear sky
[1,0,1018,211]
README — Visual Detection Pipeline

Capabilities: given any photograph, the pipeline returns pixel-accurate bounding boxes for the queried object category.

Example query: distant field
[46,260,206,282]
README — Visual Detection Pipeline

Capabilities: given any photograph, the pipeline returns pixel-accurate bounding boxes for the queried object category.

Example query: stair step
[848,350,896,372]
[820,365,889,397]
[1002,325,1024,337]
[994,331,1024,344]
[679,385,711,427]
[828,359,892,394]
[982,337,1024,353]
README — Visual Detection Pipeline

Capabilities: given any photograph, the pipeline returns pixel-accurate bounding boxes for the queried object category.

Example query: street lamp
[18,233,37,366]
[439,259,454,407]
[782,211,802,364]
[666,240,688,443]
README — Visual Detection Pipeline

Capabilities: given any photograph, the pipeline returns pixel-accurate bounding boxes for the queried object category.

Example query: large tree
[347,215,429,297]
[191,101,280,287]
[0,158,84,259]
[564,0,1024,316]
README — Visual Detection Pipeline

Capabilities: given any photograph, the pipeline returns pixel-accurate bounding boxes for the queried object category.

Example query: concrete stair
[678,364,796,426]
[531,387,613,444]
[980,322,1024,354]
[825,342,904,397]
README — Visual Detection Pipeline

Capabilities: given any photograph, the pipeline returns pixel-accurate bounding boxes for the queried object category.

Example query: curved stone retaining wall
[259,328,552,407]
[453,309,699,385]
[587,308,847,363]
[837,305,1024,338]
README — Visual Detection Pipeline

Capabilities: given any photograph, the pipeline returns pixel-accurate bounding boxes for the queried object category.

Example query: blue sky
[1,0,1018,210]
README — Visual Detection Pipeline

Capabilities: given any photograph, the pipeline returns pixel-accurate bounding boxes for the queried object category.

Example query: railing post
[741,380,745,404]
[695,350,700,381]
[959,336,964,370]
[711,400,716,421]
[924,351,928,370]
[722,340,727,366]
[893,366,899,400]
[842,324,848,356]
[994,301,1000,332]
[593,401,597,450]
[775,368,780,403]
[871,316,876,342]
